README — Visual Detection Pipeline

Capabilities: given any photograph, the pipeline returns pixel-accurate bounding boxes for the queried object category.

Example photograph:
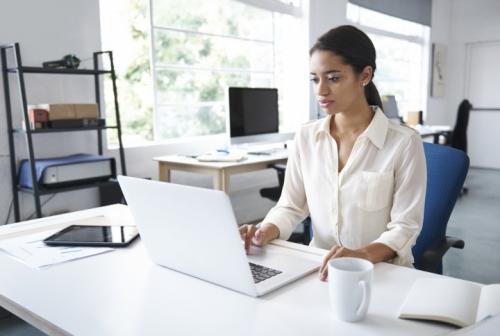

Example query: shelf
[18,179,118,195]
[2,44,126,222]
[13,125,119,134]
[7,66,112,75]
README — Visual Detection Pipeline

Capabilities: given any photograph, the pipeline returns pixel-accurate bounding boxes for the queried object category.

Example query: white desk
[154,151,288,193]
[0,205,456,336]
[414,124,453,144]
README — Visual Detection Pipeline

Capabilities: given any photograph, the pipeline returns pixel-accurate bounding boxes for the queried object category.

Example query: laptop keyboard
[249,262,282,283]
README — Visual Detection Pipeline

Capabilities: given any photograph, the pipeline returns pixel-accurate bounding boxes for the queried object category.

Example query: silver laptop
[118,175,319,297]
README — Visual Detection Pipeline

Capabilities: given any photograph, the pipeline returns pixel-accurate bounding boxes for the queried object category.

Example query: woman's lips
[318,100,334,108]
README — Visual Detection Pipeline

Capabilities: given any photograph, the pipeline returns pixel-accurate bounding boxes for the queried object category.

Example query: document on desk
[0,229,114,268]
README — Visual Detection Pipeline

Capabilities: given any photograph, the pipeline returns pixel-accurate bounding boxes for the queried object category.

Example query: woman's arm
[261,131,309,240]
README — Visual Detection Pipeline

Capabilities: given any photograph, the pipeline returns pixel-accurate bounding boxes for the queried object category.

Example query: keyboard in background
[246,148,284,155]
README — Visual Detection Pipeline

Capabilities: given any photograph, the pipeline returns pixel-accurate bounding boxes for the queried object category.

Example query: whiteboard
[465,41,500,169]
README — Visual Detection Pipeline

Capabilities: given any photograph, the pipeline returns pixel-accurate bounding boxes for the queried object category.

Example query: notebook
[399,278,500,327]
[118,175,319,297]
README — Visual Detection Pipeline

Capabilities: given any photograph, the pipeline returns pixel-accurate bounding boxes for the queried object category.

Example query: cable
[3,199,13,225]
[24,193,57,221]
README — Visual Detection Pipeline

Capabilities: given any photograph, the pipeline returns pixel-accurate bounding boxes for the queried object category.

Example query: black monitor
[228,87,279,141]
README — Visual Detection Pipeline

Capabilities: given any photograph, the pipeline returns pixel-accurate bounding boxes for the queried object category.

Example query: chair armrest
[446,236,465,249]
[418,236,464,273]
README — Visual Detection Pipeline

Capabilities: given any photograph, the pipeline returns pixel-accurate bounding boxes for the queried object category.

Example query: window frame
[346,3,431,119]
[147,0,285,142]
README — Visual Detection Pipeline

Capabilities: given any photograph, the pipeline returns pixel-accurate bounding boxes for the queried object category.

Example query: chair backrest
[412,142,469,268]
[450,99,472,152]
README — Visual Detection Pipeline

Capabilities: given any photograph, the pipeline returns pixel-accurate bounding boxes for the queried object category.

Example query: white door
[465,41,500,169]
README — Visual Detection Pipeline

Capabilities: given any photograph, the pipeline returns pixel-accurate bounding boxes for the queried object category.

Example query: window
[347,3,430,118]
[100,0,307,147]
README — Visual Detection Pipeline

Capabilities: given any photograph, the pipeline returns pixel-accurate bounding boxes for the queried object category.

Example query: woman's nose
[316,79,329,96]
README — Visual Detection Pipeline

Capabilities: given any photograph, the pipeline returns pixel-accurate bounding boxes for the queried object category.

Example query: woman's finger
[319,246,339,276]
[244,225,256,251]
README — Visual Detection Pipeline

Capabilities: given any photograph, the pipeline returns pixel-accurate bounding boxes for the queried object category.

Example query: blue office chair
[412,142,469,274]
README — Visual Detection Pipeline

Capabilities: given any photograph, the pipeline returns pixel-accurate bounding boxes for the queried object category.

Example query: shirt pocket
[356,171,394,211]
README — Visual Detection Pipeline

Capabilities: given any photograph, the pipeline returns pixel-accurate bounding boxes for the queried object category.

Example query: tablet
[43,225,139,247]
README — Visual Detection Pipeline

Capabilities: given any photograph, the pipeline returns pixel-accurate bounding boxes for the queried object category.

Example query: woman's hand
[319,246,370,281]
[318,243,396,281]
[239,223,280,252]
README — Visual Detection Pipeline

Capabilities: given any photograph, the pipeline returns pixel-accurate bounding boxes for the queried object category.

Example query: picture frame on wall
[431,43,447,97]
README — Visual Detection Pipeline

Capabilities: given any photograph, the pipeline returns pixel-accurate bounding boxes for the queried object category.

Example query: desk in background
[0,204,457,336]
[154,151,287,194]
[415,125,453,144]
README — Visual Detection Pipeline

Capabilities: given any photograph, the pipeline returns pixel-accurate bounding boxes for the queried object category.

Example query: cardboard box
[33,104,99,120]
[75,104,99,119]
[406,111,423,126]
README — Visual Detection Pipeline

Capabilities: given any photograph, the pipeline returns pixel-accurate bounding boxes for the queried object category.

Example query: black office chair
[450,99,472,152]
[449,99,472,194]
[259,163,286,202]
[259,164,312,245]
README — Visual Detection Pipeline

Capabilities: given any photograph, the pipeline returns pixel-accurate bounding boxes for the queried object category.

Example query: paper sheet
[0,229,114,268]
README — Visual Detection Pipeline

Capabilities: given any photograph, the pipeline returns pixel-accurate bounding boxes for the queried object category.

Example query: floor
[1,167,499,335]
[443,168,500,284]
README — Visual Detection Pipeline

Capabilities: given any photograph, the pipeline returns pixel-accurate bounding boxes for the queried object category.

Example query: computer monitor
[381,95,401,121]
[228,87,280,145]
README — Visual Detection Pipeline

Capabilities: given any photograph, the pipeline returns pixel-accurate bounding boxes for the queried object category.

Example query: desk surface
[153,150,288,168]
[0,205,456,336]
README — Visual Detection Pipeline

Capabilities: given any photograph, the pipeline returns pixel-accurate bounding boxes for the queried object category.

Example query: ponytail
[364,81,383,111]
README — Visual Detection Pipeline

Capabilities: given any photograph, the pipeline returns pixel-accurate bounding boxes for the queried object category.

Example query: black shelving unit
[1,43,127,222]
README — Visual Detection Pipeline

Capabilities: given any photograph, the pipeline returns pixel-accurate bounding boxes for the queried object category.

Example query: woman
[240,25,426,281]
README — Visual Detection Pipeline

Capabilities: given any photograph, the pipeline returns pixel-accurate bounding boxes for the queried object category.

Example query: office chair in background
[450,99,472,153]
[449,99,472,194]
[412,142,469,274]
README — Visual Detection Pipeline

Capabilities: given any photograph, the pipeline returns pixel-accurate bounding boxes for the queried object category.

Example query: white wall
[0,0,102,222]
[446,0,500,168]
[428,0,500,125]
[426,0,453,125]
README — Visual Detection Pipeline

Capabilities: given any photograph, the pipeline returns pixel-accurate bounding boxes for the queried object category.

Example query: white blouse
[262,107,427,267]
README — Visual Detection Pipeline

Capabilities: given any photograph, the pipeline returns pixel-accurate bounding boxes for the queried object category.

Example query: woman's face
[309,50,369,115]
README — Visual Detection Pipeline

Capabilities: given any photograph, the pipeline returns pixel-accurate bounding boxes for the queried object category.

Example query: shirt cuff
[373,229,418,267]
[261,208,296,241]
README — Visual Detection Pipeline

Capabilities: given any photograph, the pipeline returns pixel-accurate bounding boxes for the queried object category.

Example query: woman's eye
[310,77,319,84]
[327,76,340,82]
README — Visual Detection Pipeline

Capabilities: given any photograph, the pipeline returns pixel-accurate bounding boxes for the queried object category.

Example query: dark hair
[310,25,383,111]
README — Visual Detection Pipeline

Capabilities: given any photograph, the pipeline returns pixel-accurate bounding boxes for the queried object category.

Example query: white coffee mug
[328,257,374,322]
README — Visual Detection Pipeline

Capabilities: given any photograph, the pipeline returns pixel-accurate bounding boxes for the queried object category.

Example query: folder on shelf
[18,154,116,189]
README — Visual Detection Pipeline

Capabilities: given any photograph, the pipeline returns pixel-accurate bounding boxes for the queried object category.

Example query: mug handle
[356,280,371,318]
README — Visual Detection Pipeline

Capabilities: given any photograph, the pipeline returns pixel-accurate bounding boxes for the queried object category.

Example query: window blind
[349,0,432,26]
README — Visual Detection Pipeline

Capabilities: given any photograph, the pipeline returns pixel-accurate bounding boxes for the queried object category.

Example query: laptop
[118,175,319,297]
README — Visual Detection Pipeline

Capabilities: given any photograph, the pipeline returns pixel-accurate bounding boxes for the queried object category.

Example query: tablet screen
[44,225,139,247]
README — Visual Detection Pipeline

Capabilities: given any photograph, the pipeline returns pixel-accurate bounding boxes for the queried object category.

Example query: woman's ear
[360,65,373,86]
